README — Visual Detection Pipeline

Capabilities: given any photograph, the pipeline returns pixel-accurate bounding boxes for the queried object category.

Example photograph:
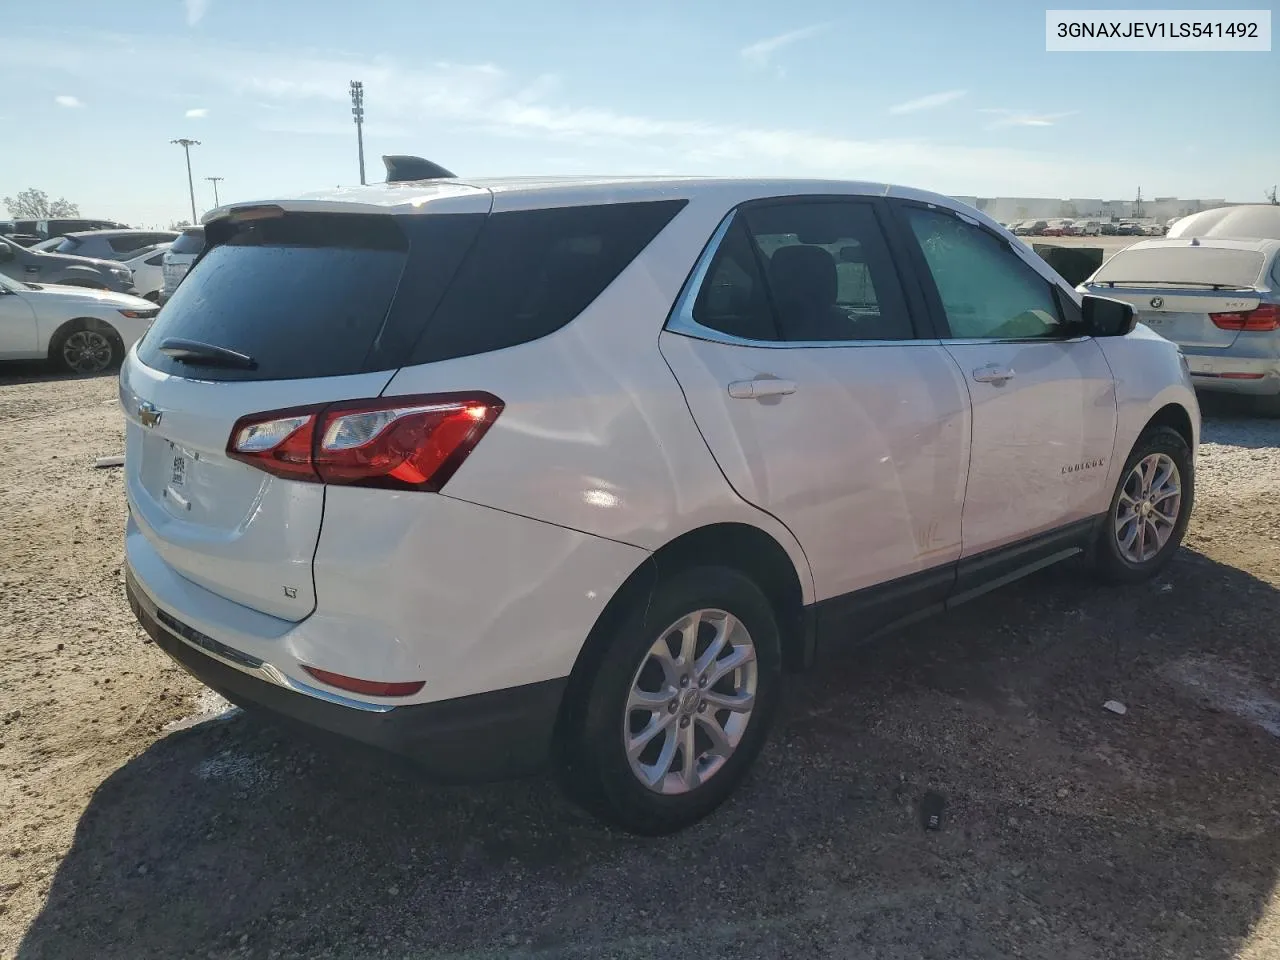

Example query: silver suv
[40,229,179,262]
[0,234,135,293]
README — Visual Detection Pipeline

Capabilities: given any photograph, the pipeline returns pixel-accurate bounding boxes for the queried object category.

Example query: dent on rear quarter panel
[381,188,816,605]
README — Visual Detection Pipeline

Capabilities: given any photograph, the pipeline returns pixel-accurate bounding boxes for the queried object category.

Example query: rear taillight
[226,392,503,491]
[1210,303,1280,331]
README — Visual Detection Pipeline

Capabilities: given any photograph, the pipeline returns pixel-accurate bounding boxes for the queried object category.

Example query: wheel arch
[47,315,125,363]
[1143,401,1195,450]
[555,521,813,747]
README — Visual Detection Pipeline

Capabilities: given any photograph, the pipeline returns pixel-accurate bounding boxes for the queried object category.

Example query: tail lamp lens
[226,393,502,491]
[1210,303,1280,332]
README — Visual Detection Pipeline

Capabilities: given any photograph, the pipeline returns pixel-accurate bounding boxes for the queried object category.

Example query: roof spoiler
[382,155,457,183]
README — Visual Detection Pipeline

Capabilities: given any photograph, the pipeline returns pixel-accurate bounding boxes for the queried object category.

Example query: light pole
[205,176,224,207]
[349,80,366,185]
[170,138,201,224]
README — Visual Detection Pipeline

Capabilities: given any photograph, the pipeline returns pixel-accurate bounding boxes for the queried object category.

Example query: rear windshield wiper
[158,338,258,370]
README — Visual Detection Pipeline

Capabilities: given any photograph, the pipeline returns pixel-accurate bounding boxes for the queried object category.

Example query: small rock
[137,864,149,876]
[387,886,399,896]
[1103,700,1128,715]
[1056,787,1069,799]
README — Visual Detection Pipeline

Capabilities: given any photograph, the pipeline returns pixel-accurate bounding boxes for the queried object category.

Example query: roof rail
[382,155,457,183]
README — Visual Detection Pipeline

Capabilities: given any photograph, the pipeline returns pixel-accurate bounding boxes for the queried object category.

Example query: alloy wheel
[623,608,757,795]
[62,330,114,375]
[1114,452,1182,563]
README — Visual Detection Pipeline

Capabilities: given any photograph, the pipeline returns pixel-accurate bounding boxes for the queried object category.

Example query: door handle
[727,378,797,399]
[972,364,1015,384]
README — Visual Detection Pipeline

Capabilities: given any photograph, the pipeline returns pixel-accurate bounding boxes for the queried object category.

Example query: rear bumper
[1183,350,1280,396]
[126,567,567,781]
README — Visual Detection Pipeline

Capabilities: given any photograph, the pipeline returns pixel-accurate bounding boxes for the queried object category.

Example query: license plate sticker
[171,454,187,487]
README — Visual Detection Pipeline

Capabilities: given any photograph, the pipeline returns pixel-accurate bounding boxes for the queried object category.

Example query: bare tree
[2,187,81,219]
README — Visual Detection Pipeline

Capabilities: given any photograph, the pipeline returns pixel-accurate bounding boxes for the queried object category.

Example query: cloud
[54,94,82,108]
[740,23,829,69]
[8,33,1146,198]
[184,0,209,25]
[185,107,208,118]
[980,108,1076,129]
[888,89,967,115]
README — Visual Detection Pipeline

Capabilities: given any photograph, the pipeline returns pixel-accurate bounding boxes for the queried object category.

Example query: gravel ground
[1,368,1279,960]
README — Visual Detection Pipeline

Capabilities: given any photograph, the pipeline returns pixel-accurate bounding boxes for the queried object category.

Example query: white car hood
[27,283,153,310]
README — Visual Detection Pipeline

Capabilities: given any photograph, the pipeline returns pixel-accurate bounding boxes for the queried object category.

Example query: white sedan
[0,271,158,375]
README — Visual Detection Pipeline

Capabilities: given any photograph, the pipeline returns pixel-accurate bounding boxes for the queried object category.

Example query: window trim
[665,196,935,349]
[885,198,1090,345]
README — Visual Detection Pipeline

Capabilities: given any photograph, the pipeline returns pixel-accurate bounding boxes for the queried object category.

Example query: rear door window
[410,200,686,364]
[690,200,914,343]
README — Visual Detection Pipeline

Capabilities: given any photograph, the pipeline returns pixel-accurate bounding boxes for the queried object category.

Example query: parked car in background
[1041,220,1070,237]
[0,269,157,374]
[159,226,205,303]
[1101,221,1119,236]
[0,235,136,293]
[1080,236,1280,414]
[35,218,128,241]
[121,175,1199,834]
[121,244,171,302]
[1167,205,1280,241]
[40,229,179,262]
[1015,220,1049,236]
[1076,220,1102,236]
[1,220,43,246]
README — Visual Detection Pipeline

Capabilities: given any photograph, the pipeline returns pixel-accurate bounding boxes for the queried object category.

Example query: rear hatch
[122,194,492,620]
[1081,242,1268,349]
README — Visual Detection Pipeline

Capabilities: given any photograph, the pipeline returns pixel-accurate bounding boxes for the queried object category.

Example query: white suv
[120,176,1199,834]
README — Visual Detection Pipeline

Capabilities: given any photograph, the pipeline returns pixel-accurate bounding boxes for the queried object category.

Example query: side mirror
[1081,293,1137,337]
[0,244,13,262]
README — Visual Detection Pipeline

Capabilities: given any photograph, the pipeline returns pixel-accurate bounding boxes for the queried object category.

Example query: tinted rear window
[410,200,687,364]
[1092,246,1265,289]
[52,237,82,253]
[169,228,205,255]
[137,214,413,381]
[137,201,685,382]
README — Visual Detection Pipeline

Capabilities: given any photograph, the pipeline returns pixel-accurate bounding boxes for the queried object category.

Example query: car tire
[557,566,782,835]
[49,319,122,376]
[1091,426,1193,585]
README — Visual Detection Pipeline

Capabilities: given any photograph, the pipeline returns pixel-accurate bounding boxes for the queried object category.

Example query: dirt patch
[2,369,1279,959]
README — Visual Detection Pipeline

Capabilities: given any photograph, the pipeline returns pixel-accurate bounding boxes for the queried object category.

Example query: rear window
[169,228,205,255]
[52,236,83,253]
[138,201,685,382]
[138,214,414,381]
[1092,246,1265,289]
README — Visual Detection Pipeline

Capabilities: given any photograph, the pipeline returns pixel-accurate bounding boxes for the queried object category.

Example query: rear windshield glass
[137,214,410,381]
[52,237,82,253]
[137,200,686,382]
[169,228,205,255]
[1092,246,1265,288]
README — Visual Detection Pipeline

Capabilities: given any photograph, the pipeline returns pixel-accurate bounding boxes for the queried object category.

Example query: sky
[3,0,1276,226]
